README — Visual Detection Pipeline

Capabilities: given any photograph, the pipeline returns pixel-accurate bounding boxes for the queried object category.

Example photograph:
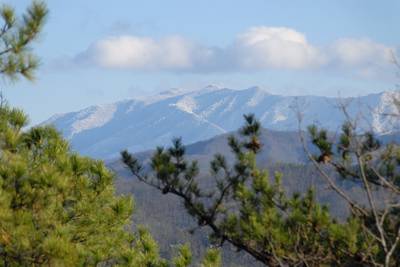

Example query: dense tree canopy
[0,105,172,266]
[0,96,221,267]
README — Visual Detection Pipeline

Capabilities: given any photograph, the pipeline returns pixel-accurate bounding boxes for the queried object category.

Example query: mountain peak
[245,86,269,94]
[140,88,187,105]
[42,87,400,159]
[158,88,186,96]
[203,84,222,91]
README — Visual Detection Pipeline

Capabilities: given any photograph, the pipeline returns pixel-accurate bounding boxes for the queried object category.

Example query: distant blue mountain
[42,86,400,159]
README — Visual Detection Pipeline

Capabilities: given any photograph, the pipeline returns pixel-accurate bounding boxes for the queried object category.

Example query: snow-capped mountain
[42,86,400,159]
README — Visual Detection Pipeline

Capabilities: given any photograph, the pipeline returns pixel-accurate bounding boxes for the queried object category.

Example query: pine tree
[304,116,400,267]
[0,105,160,266]
[0,104,223,266]
[122,114,375,266]
[0,1,47,81]
[0,2,222,266]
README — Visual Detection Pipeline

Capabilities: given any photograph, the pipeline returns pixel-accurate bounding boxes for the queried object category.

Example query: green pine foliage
[1,104,223,266]
[307,119,400,266]
[200,249,220,267]
[0,105,168,266]
[122,114,376,266]
[0,1,47,81]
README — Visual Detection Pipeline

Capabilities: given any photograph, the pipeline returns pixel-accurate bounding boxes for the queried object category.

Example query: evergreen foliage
[0,1,47,81]
[306,117,400,267]
[122,114,376,266]
[0,105,167,266]
[0,104,221,266]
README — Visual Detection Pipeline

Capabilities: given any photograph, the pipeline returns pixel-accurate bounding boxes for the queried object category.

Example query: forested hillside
[109,129,381,265]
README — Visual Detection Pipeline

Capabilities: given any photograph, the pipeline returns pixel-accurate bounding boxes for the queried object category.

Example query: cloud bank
[76,26,396,75]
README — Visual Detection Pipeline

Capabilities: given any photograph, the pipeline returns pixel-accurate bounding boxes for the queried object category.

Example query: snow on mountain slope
[42,86,400,159]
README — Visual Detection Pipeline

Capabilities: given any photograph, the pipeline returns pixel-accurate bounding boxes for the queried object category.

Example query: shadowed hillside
[108,128,385,265]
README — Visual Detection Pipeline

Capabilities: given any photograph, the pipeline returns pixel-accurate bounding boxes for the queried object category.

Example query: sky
[2,0,400,124]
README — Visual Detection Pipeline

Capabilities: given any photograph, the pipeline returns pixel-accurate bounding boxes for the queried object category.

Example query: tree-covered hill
[109,128,380,265]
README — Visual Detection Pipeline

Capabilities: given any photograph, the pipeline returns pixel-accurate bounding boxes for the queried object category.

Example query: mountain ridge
[42,86,400,159]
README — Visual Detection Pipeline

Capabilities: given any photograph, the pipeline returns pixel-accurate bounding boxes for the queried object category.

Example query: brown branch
[385,225,400,267]
[125,161,281,266]
[297,122,368,217]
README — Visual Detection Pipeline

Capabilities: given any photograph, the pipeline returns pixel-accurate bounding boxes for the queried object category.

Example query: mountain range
[42,85,400,158]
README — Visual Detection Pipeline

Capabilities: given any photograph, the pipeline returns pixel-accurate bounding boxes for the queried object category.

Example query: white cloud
[89,36,194,70]
[328,38,395,79]
[230,27,325,69]
[78,35,218,72]
[331,38,393,67]
[75,27,396,76]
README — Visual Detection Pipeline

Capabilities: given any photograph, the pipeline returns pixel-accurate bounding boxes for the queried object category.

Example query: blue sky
[3,0,400,124]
